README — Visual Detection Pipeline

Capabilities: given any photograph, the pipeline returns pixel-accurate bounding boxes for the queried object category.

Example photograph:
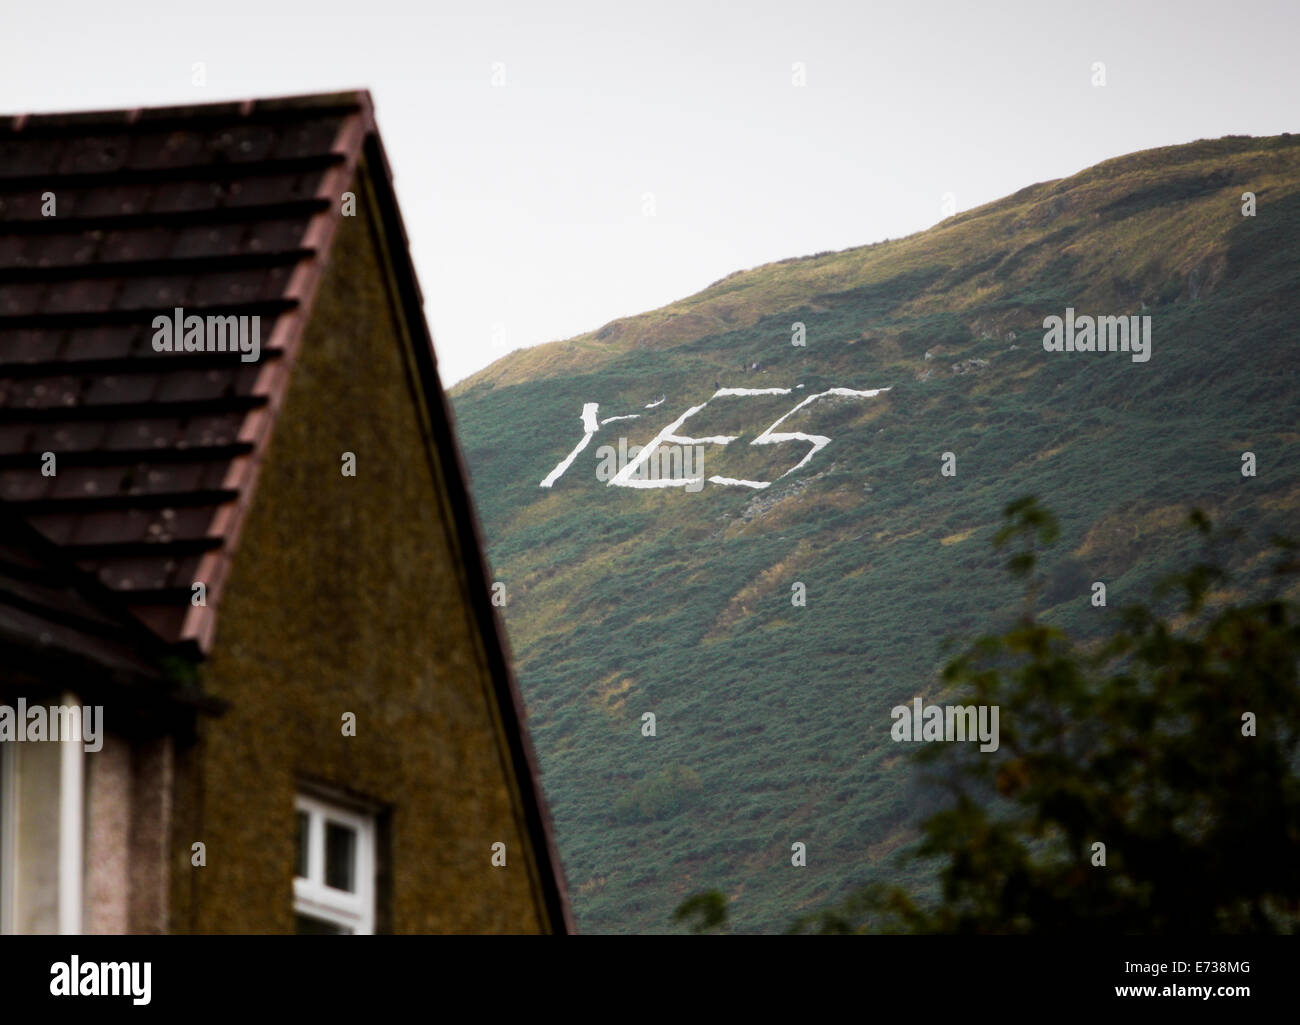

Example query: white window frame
[58,695,84,936]
[0,740,13,934]
[293,793,374,935]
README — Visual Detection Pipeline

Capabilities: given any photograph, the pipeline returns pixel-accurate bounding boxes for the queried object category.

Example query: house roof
[0,91,371,648]
[0,91,573,932]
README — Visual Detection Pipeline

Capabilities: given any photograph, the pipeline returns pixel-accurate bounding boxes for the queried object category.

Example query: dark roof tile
[103,227,175,262]
[22,231,100,266]
[0,424,32,452]
[42,277,121,314]
[244,218,310,252]
[0,235,25,266]
[0,137,59,176]
[0,282,41,315]
[62,326,138,360]
[73,185,144,218]
[0,468,51,501]
[0,194,41,220]
[5,328,62,361]
[28,420,105,453]
[114,273,185,308]
[171,224,244,259]
[83,372,158,405]
[149,180,218,214]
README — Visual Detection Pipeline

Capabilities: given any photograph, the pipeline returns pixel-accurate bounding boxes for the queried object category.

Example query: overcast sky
[3,0,1298,384]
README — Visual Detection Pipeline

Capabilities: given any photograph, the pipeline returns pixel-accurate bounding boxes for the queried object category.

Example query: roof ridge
[2,90,375,135]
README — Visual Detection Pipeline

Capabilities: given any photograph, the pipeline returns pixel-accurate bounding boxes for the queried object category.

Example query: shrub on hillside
[614,765,704,824]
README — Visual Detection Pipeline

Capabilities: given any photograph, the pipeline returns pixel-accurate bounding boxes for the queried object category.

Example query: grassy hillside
[450,133,1300,933]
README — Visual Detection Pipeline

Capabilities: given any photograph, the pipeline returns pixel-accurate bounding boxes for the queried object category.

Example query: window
[293,794,374,935]
[0,695,85,935]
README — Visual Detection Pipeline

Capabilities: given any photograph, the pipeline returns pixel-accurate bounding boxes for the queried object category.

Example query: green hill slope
[450,134,1300,933]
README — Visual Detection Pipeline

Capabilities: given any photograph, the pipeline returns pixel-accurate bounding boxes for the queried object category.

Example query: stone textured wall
[84,734,130,934]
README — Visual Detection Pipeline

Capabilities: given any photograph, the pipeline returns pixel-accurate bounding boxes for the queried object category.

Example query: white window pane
[12,743,61,933]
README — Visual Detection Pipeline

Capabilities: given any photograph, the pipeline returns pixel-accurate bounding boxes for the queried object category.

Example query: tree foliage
[680,498,1300,934]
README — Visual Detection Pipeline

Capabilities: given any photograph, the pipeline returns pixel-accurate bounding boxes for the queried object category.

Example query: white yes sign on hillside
[540,385,891,491]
